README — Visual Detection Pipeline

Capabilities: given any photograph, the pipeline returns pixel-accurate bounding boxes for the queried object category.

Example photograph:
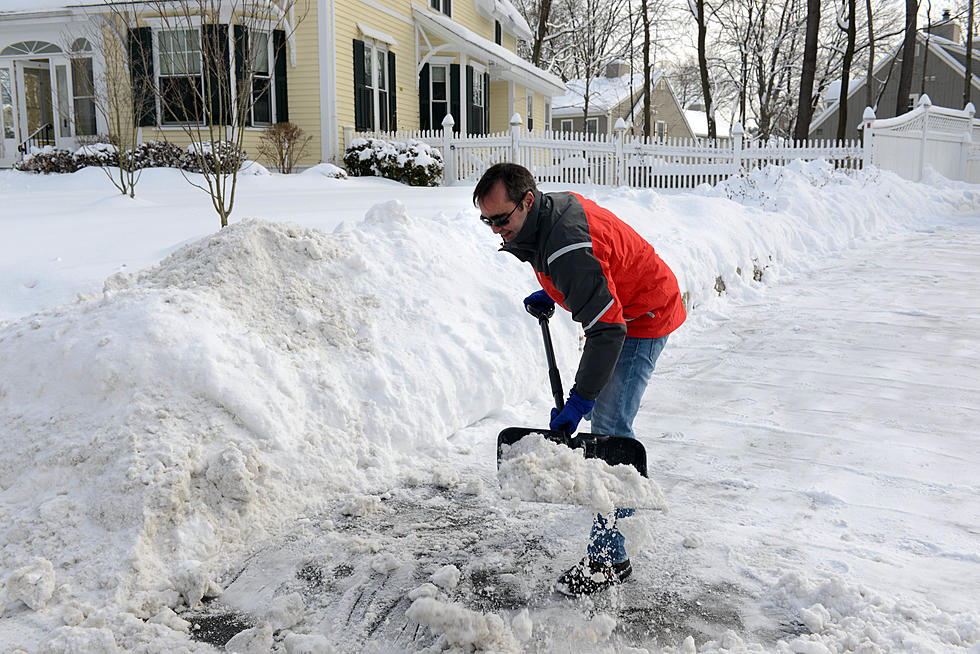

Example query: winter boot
[555,558,632,597]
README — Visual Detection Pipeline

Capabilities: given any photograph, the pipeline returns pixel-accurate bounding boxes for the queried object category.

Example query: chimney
[605,59,629,78]
[927,10,962,43]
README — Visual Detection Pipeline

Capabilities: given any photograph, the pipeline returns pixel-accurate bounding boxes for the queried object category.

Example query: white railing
[345,113,864,188]
[863,95,980,183]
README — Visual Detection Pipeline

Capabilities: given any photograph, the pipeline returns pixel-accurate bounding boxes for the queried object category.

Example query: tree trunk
[642,0,651,138]
[895,0,917,116]
[966,0,975,106]
[795,0,820,140]
[864,0,874,111]
[836,0,857,140]
[532,0,553,67]
[695,0,716,139]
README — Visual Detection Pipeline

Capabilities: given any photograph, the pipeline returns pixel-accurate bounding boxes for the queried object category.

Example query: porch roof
[412,5,564,97]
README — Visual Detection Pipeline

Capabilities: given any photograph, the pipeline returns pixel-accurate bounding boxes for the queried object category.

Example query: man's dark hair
[472,163,538,206]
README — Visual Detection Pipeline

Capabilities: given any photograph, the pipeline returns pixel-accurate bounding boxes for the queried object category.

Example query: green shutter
[273,29,288,123]
[353,39,371,130]
[450,64,460,134]
[128,27,156,127]
[419,63,430,131]
[233,25,250,127]
[202,24,231,125]
[466,65,474,135]
[388,51,396,130]
[483,72,490,135]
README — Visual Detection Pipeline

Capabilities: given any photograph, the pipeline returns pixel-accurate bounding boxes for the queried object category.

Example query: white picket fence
[345,114,864,188]
[863,95,980,183]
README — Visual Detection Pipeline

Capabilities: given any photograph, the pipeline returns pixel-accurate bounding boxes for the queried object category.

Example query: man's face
[477,181,531,243]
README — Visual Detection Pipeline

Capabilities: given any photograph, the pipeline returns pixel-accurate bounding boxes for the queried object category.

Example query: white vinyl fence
[345,114,864,189]
[863,95,980,183]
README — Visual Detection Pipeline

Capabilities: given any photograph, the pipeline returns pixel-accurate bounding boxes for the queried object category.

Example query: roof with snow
[552,71,664,117]
[683,109,731,139]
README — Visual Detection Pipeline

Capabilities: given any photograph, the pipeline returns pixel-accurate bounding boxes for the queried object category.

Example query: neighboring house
[683,103,731,142]
[0,0,564,169]
[551,60,694,141]
[810,14,980,141]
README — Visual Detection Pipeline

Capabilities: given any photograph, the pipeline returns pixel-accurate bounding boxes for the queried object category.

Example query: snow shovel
[495,302,648,478]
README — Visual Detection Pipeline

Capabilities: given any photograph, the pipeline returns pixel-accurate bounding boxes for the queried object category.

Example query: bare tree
[689,0,717,139]
[135,0,306,227]
[895,0,918,116]
[560,0,628,126]
[837,0,857,139]
[965,0,974,105]
[795,0,820,139]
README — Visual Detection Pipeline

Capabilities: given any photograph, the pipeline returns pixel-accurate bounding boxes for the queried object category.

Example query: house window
[560,118,573,133]
[495,20,502,45]
[526,92,534,130]
[544,100,551,131]
[430,0,451,17]
[355,40,392,131]
[430,64,449,130]
[908,93,920,110]
[69,39,96,136]
[157,28,203,123]
[586,117,598,134]
[250,31,274,125]
[1,68,14,139]
[471,68,484,133]
[655,120,666,141]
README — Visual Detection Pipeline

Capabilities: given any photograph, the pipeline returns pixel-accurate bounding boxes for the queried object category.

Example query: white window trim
[560,118,573,132]
[526,91,534,130]
[429,0,452,18]
[428,61,449,130]
[363,38,390,131]
[586,117,598,134]
[249,29,276,126]
[154,25,205,126]
[544,99,551,131]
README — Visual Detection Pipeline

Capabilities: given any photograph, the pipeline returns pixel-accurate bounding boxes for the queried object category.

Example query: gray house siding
[811,35,980,141]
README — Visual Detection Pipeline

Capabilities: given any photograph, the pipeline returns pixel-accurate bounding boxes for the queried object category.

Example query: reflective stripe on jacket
[502,190,686,400]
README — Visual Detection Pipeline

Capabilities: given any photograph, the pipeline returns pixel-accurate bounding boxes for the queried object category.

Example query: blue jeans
[587,334,669,564]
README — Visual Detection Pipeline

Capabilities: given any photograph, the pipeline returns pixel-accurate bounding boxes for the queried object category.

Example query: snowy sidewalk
[641,219,980,648]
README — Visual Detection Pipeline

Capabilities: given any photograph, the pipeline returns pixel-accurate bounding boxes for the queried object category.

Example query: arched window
[0,40,63,56]
[70,38,93,54]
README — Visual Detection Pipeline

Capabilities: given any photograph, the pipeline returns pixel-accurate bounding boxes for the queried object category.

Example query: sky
[0,161,978,653]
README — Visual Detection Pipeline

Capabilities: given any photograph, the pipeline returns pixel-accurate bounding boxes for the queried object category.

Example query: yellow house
[0,0,564,169]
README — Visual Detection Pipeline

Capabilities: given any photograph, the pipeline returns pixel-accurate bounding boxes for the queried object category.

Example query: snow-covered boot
[555,558,632,597]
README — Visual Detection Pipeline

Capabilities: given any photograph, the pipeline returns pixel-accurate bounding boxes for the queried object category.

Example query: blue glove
[550,389,595,434]
[524,289,554,316]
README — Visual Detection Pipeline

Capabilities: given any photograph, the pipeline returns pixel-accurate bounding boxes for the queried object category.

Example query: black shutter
[445,0,452,16]
[466,65,475,135]
[233,25,250,127]
[483,73,490,135]
[419,63,430,131]
[202,24,231,125]
[353,39,371,130]
[388,51,396,130]
[128,27,156,126]
[273,29,288,123]
[450,64,460,134]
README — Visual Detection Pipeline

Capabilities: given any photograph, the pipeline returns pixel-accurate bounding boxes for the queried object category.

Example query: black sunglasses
[479,190,530,227]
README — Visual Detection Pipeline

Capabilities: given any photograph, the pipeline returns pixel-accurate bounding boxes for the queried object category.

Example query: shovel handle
[538,316,565,413]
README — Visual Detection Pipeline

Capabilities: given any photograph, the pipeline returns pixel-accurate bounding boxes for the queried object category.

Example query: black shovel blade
[496,427,648,478]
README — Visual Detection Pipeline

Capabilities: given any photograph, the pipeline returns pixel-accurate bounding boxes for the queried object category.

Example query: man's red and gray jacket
[502,190,686,401]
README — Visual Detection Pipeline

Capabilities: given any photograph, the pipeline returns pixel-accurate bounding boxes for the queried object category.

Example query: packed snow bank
[497,433,668,513]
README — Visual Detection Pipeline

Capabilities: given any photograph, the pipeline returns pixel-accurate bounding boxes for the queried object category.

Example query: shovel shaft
[538,316,565,412]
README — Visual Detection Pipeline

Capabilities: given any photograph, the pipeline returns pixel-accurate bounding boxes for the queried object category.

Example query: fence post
[510,113,523,166]
[731,122,744,175]
[918,94,932,182]
[442,113,456,186]
[861,106,876,169]
[343,125,355,153]
[961,102,975,182]
[613,117,627,186]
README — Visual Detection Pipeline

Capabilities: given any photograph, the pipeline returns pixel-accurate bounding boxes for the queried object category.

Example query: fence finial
[442,114,456,130]
[732,122,745,136]
[862,106,876,121]
[966,102,976,117]
[510,113,523,126]
[613,117,628,131]
[918,94,932,108]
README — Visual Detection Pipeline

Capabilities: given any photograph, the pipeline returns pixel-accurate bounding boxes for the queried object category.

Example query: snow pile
[497,433,668,514]
[0,205,534,626]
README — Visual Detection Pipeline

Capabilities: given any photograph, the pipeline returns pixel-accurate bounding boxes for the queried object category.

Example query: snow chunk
[406,597,519,652]
[4,557,56,610]
[39,626,118,654]
[225,624,274,654]
[497,434,668,514]
[511,608,532,641]
[430,564,461,591]
[283,632,333,654]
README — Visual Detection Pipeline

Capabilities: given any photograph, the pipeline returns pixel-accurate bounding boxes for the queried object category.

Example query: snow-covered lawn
[0,162,978,653]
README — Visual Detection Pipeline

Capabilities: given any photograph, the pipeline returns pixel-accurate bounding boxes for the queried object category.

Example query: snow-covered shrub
[129,141,190,169]
[343,137,443,186]
[73,143,118,169]
[184,140,248,174]
[13,147,80,174]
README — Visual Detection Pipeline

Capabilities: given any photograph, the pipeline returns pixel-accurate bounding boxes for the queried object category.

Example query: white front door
[16,59,58,153]
[0,63,19,165]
